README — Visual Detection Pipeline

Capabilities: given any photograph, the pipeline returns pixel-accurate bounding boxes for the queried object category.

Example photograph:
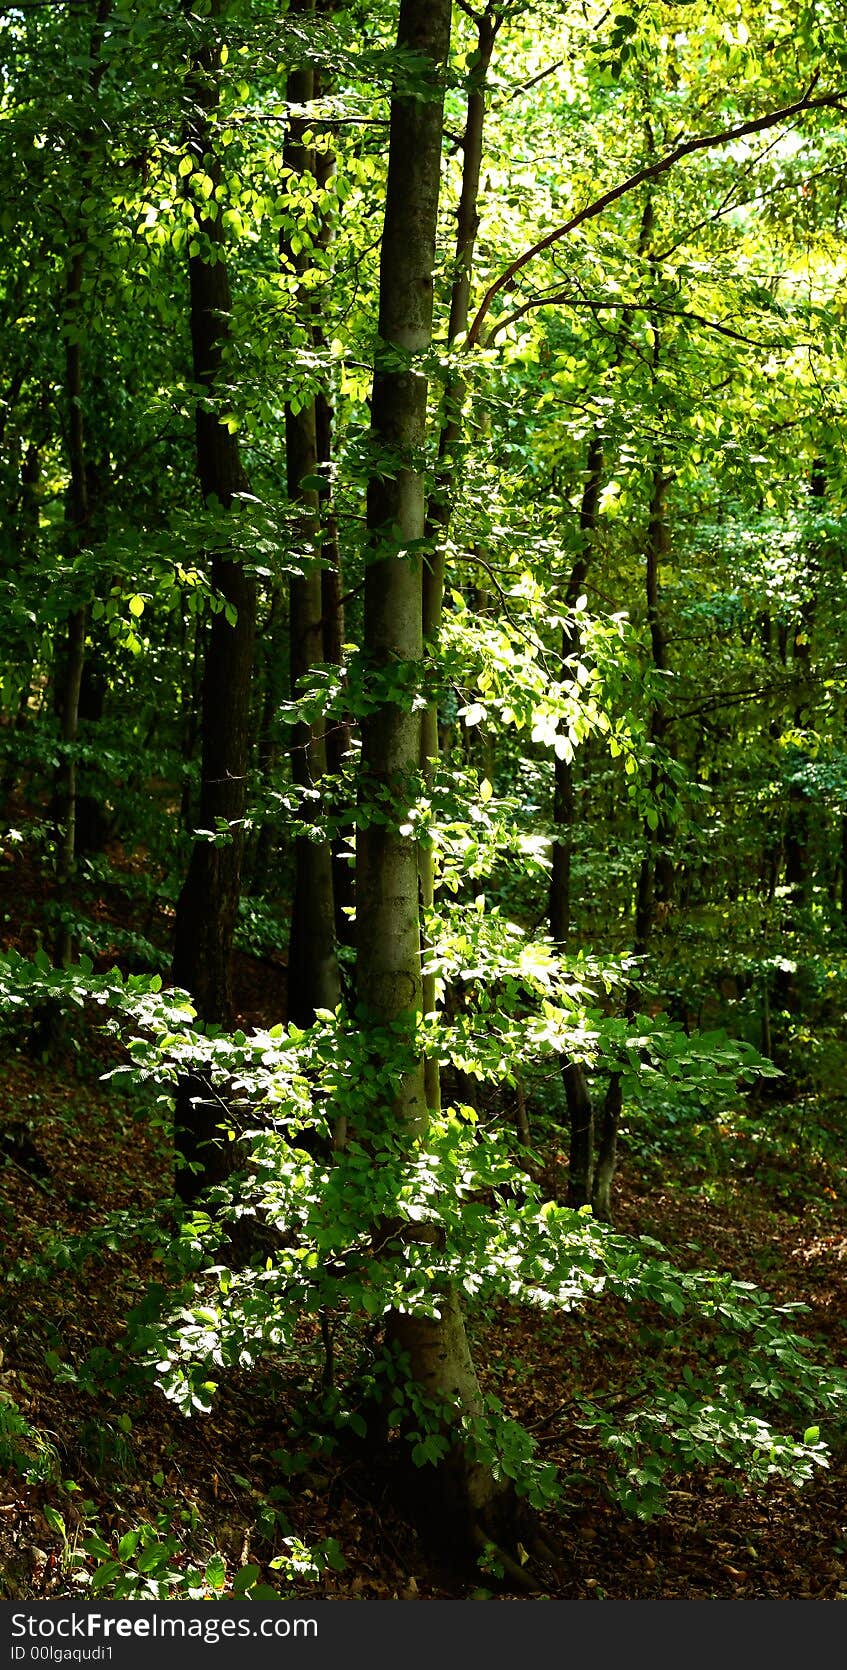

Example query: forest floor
[1,836,846,1601]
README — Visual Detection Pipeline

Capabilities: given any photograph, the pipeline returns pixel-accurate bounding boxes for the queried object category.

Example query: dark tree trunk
[634,394,674,948]
[596,446,672,1224]
[318,474,355,947]
[312,49,355,950]
[172,0,257,1197]
[591,1070,621,1224]
[172,241,255,1024]
[563,1060,594,1208]
[551,434,603,1206]
[775,466,820,1018]
[284,13,340,1027]
[179,599,203,834]
[2,434,43,782]
[55,251,90,969]
[249,587,286,889]
[551,196,655,1210]
[53,0,114,960]
[549,431,603,946]
[49,4,112,963]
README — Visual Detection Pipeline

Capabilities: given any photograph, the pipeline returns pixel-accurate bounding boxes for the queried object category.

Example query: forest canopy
[0,0,846,1604]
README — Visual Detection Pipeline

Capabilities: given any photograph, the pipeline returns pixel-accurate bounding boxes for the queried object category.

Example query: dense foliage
[1,0,846,1600]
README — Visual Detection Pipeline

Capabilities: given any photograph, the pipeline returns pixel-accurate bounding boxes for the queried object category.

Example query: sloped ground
[0,834,845,1600]
[2,1049,845,1600]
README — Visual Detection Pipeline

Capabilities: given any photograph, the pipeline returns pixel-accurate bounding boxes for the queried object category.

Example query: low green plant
[0,1397,60,1484]
[55,1506,344,1600]
[3,952,846,1536]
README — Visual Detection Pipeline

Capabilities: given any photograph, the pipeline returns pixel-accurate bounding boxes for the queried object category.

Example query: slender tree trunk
[421,1,498,666]
[55,251,89,969]
[52,3,112,964]
[633,457,673,952]
[172,250,255,1019]
[549,432,603,945]
[515,1075,531,1146]
[172,0,257,1196]
[590,1071,620,1225]
[562,1058,593,1207]
[284,15,340,1026]
[179,598,203,834]
[775,466,819,1020]
[357,0,503,1534]
[594,447,671,1224]
[248,587,286,887]
[312,44,355,949]
[551,434,603,1207]
[2,430,43,783]
[317,417,355,945]
[420,3,499,1113]
[551,195,654,1210]
[761,976,772,1060]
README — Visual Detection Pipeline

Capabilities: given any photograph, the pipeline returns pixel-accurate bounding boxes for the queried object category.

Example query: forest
[0,0,846,1606]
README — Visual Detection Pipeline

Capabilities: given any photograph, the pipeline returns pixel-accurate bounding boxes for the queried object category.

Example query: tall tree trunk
[248,587,286,887]
[312,25,355,948]
[2,421,45,790]
[548,431,603,947]
[55,261,89,970]
[551,434,603,1207]
[775,462,820,1020]
[551,194,654,1209]
[632,456,673,953]
[594,452,671,1224]
[53,1,112,966]
[420,2,499,1112]
[172,0,257,1197]
[179,597,203,834]
[356,0,502,1534]
[316,383,355,945]
[284,10,340,1026]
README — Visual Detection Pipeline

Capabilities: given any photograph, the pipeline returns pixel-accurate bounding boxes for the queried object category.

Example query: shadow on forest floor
[0,834,845,1600]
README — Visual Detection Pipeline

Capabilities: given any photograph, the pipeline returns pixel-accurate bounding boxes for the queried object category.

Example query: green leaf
[205,1553,226,1590]
[232,1563,262,1593]
[89,1561,123,1592]
[43,1505,66,1541]
[82,1534,112,1560]
[136,1542,171,1574]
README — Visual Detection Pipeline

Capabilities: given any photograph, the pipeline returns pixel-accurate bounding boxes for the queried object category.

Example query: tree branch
[466,78,845,348]
[486,289,807,350]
